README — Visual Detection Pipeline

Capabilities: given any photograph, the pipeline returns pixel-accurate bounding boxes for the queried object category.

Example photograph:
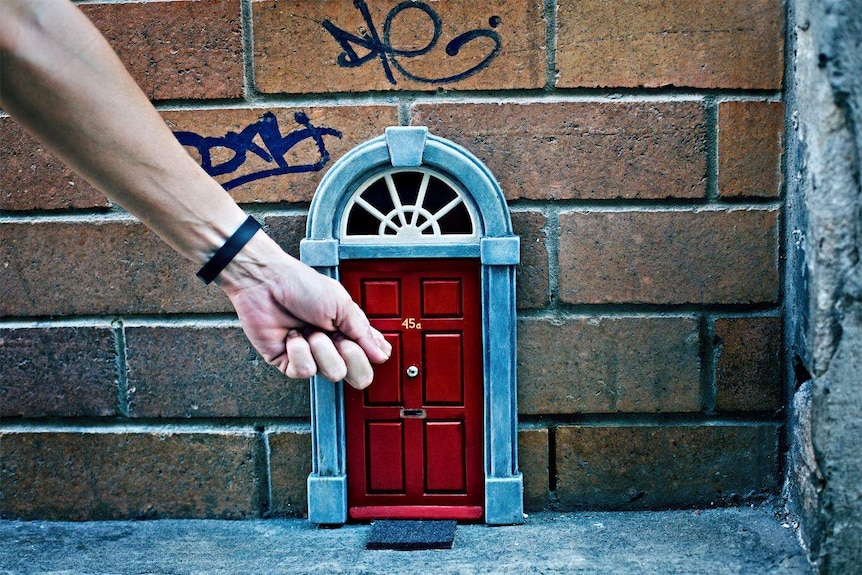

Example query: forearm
[0,0,246,265]
[0,0,391,385]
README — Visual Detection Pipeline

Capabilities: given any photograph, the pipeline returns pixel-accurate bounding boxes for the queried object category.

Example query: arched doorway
[302,127,522,525]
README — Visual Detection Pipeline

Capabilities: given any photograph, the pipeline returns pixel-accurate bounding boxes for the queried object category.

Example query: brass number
[401,317,422,330]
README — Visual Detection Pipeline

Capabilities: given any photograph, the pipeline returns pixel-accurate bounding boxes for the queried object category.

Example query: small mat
[366,519,457,551]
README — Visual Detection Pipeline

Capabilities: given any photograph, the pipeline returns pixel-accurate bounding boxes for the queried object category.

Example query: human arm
[0,0,390,387]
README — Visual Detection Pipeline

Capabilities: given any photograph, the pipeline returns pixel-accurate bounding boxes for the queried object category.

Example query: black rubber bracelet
[196,216,261,285]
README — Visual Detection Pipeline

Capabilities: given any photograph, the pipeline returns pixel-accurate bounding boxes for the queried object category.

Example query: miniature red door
[341,259,483,521]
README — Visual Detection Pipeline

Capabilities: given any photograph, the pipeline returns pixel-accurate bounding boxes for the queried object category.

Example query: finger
[306,329,348,382]
[334,335,375,390]
[284,330,316,379]
[337,302,392,364]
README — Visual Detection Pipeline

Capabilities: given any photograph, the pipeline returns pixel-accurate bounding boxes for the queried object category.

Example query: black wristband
[196,216,261,285]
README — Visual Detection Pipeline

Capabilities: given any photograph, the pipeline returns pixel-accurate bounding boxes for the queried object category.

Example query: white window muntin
[340,167,479,244]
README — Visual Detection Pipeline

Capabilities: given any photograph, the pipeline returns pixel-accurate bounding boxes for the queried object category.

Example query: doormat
[366,520,457,550]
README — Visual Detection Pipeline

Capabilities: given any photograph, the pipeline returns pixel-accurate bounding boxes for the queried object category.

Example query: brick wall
[0,0,785,519]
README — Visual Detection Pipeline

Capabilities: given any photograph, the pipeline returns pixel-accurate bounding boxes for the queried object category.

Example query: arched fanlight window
[341,167,478,243]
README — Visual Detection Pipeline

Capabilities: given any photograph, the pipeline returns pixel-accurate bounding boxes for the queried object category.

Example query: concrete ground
[0,506,812,575]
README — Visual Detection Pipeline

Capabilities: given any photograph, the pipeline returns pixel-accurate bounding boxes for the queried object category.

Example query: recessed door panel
[364,333,402,406]
[425,421,466,493]
[366,421,405,493]
[423,333,464,405]
[342,259,483,521]
[421,279,463,317]
[360,280,401,318]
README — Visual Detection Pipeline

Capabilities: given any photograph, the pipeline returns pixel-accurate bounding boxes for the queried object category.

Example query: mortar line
[507,200,782,212]
[517,309,700,320]
[1,306,784,329]
[705,96,720,201]
[112,319,130,418]
[0,212,138,224]
[517,302,781,318]
[0,315,243,329]
[543,0,558,91]
[149,89,781,111]
[0,205,307,224]
[0,414,781,433]
[245,205,311,218]
[516,413,785,427]
[547,424,558,496]
[0,419,312,433]
[545,206,561,309]
[700,314,718,414]
[777,0,796,484]
[259,429,274,517]
[240,0,262,104]
[4,199,782,223]
[0,307,782,329]
[397,102,411,126]
[0,317,119,329]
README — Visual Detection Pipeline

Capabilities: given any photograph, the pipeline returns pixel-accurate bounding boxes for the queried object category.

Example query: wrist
[212,228,298,295]
[196,216,262,284]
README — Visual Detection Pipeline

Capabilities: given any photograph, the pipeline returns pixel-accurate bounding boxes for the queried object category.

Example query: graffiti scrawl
[174,111,342,190]
[322,0,502,85]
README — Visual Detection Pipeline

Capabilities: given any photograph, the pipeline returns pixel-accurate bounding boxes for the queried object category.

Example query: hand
[218,234,391,389]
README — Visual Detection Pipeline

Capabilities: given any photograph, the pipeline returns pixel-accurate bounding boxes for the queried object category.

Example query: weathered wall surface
[785,0,862,572]
[2,0,785,520]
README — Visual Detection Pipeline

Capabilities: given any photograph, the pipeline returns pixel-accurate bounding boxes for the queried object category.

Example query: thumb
[337,302,392,364]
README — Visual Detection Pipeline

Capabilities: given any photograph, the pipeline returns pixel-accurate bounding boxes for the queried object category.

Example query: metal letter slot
[400,408,426,419]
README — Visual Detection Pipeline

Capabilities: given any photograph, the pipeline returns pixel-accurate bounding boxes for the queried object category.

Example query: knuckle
[287,362,316,379]
[322,365,348,383]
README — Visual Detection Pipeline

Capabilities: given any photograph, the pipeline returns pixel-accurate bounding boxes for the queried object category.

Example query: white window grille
[341,168,478,243]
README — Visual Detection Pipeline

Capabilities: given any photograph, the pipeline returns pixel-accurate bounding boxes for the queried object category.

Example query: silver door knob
[406,365,419,378]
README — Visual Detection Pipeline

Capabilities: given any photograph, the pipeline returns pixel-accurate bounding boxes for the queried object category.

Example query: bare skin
[0,0,391,388]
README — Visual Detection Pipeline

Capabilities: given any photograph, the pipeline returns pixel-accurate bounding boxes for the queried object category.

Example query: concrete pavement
[0,506,812,574]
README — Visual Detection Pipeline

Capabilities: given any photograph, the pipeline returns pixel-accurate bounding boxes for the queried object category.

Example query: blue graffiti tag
[321,0,502,85]
[174,111,342,190]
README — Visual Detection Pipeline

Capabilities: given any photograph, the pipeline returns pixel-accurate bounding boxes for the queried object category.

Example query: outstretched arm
[0,0,390,388]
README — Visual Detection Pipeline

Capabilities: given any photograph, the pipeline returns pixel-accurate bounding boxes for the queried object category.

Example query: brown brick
[555,424,779,509]
[558,210,779,305]
[164,106,399,204]
[518,427,549,511]
[0,220,230,317]
[714,317,783,412]
[412,102,706,201]
[126,326,308,418]
[253,0,545,93]
[268,429,312,517]
[0,430,262,520]
[518,317,701,414]
[557,0,784,89]
[718,101,785,198]
[264,215,307,259]
[0,327,118,418]
[80,0,243,101]
[0,118,110,212]
[512,211,550,309]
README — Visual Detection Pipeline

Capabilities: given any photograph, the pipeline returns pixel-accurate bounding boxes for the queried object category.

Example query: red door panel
[423,333,464,405]
[425,421,466,493]
[363,333,402,405]
[421,279,463,317]
[342,259,483,521]
[360,280,401,317]
[366,421,405,493]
